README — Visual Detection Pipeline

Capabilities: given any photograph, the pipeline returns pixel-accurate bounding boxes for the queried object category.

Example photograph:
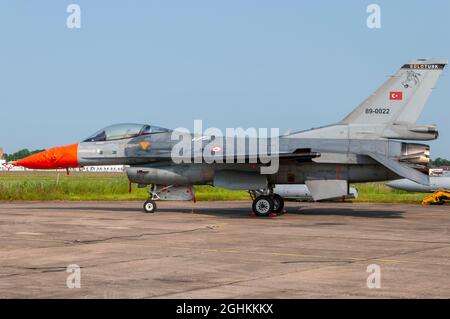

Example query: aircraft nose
[13,144,79,169]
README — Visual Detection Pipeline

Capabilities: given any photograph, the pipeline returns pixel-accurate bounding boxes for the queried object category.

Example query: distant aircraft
[13,59,447,216]
[387,177,450,192]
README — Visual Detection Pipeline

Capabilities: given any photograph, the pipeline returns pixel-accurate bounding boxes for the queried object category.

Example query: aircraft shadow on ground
[160,207,405,219]
[24,206,142,213]
[292,207,404,219]
[23,205,404,219]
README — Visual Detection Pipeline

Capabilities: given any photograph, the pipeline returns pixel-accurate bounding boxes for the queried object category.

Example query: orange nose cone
[14,144,79,169]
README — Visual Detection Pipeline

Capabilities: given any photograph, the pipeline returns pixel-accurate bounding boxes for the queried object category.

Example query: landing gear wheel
[143,200,157,213]
[252,196,274,217]
[272,194,285,214]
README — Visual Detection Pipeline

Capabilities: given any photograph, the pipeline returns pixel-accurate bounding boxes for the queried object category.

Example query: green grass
[353,182,425,204]
[0,171,249,201]
[0,171,425,203]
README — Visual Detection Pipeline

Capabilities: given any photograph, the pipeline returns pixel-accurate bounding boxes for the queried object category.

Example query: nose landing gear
[141,184,196,213]
[143,200,157,213]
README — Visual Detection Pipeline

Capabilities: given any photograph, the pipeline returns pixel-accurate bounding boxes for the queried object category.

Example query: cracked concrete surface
[0,200,450,298]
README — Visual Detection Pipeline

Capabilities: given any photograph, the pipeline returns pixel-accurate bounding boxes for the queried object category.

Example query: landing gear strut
[143,184,159,213]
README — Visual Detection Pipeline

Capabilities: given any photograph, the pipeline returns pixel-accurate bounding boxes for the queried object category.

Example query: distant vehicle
[429,168,450,177]
[387,177,450,193]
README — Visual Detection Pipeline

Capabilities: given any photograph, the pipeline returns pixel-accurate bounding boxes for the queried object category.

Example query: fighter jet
[14,59,447,216]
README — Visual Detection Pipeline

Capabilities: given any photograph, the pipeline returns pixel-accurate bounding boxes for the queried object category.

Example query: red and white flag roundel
[211,146,222,152]
[389,91,403,100]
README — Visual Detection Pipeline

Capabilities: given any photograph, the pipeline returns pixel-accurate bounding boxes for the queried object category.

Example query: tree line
[431,157,450,167]
[3,149,46,162]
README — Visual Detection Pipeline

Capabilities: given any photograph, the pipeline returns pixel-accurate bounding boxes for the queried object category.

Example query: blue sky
[1,1,449,158]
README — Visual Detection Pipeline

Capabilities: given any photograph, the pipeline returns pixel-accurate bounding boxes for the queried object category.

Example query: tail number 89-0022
[365,108,390,115]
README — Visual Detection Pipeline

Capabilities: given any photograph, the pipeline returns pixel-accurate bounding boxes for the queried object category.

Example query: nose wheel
[143,200,157,213]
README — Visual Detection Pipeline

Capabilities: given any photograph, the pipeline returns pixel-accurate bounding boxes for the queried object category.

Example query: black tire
[252,196,274,217]
[272,194,285,213]
[143,200,157,213]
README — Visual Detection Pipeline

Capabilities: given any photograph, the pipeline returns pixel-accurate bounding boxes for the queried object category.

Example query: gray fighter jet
[15,59,447,216]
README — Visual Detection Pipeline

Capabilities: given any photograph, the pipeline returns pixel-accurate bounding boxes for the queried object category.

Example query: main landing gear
[250,191,285,217]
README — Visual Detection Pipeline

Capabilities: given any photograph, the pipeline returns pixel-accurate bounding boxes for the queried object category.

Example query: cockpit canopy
[83,123,169,142]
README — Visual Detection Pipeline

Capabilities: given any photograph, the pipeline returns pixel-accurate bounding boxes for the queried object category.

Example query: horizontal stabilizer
[367,152,429,186]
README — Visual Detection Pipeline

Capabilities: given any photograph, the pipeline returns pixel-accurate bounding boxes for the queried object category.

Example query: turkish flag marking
[389,91,403,100]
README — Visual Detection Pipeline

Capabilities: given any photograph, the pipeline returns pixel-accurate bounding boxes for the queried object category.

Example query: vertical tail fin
[341,58,447,125]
